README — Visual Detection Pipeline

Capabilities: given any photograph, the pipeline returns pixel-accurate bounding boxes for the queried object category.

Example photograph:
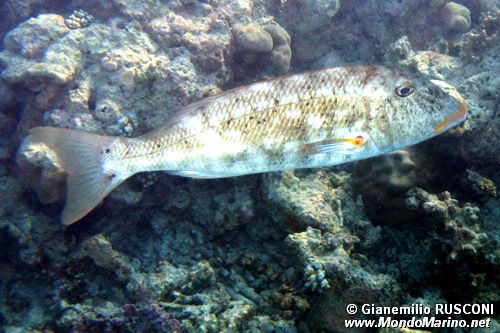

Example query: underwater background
[0,0,499,332]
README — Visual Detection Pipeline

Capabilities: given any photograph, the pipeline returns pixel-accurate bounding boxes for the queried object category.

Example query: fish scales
[119,66,379,177]
[28,65,467,224]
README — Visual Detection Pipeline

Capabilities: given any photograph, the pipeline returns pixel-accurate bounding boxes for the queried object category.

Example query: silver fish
[29,65,467,224]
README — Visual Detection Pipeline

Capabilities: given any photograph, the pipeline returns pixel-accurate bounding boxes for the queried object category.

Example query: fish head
[369,68,467,152]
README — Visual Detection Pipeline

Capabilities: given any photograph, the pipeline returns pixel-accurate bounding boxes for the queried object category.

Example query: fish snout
[429,80,467,134]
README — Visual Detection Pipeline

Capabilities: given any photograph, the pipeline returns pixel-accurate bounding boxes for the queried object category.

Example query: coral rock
[78,234,134,281]
[442,2,471,32]
[384,35,414,62]
[264,24,292,74]
[234,23,273,53]
[353,149,418,224]
[16,136,65,204]
[286,227,399,333]
[285,0,340,34]
[232,22,292,77]
[465,169,497,202]
[3,14,69,59]
[64,9,94,30]
[263,171,346,232]
[0,14,77,91]
[148,13,193,49]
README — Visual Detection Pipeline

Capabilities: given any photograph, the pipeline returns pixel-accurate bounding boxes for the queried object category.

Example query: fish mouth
[434,99,467,134]
[430,80,468,134]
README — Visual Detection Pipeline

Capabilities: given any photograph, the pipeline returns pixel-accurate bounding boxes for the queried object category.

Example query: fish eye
[395,84,414,97]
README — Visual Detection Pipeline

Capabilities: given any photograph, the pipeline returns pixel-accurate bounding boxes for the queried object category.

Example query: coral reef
[232,21,292,80]
[352,149,418,225]
[303,262,330,292]
[234,23,273,53]
[401,189,498,301]
[264,170,399,332]
[56,303,182,332]
[233,22,292,75]
[0,0,498,332]
[459,5,499,62]
[16,135,66,204]
[263,170,352,233]
[64,9,94,30]
[286,225,400,333]
[465,169,497,202]
[0,8,233,139]
[442,2,472,33]
[263,24,292,74]
[292,0,341,34]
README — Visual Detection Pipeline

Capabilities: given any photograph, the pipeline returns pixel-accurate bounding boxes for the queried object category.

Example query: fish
[27,65,467,225]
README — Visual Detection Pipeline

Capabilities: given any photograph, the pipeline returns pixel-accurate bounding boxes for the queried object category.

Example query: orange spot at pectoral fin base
[352,136,365,147]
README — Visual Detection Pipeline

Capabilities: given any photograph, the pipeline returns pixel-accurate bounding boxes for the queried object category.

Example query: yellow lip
[434,100,467,134]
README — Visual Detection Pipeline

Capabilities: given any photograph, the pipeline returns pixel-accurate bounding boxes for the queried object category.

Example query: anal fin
[167,170,215,179]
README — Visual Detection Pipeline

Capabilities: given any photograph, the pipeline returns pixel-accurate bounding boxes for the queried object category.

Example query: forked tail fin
[30,127,126,225]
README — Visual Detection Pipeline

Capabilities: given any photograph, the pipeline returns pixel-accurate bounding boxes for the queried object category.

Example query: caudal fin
[30,127,126,225]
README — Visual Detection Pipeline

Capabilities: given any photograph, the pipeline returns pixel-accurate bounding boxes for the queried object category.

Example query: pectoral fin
[299,136,365,155]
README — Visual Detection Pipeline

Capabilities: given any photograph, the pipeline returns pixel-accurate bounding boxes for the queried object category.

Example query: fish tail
[30,127,126,225]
